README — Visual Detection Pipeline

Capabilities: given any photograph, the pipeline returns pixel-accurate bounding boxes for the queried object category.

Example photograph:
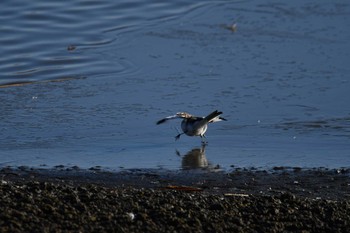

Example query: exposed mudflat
[1,167,349,232]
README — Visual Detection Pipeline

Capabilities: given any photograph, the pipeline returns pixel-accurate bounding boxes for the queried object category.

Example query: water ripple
[0,0,199,86]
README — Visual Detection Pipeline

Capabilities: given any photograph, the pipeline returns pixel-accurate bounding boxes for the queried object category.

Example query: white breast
[181,119,208,136]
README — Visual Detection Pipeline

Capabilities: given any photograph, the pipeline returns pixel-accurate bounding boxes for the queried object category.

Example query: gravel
[0,167,349,232]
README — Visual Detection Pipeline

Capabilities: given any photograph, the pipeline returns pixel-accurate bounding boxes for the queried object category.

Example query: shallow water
[1,0,350,170]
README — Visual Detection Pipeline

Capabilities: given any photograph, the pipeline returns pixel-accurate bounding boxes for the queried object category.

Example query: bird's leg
[175,150,181,157]
[200,135,208,145]
[175,133,184,141]
[174,127,184,141]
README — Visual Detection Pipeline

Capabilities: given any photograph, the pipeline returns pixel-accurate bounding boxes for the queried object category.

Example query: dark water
[1,0,350,170]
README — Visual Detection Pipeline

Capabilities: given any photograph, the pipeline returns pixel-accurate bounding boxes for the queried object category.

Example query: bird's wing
[156,114,182,125]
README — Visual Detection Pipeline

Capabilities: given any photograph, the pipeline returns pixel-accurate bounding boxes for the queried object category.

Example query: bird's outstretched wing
[156,114,181,125]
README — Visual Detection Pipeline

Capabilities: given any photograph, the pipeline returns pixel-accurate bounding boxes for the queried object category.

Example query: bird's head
[176,112,192,118]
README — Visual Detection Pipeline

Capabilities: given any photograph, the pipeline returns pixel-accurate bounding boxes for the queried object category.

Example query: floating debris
[221,23,238,32]
[67,45,76,51]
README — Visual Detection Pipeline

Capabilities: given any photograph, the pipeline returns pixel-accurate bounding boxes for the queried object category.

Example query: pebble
[0,179,349,232]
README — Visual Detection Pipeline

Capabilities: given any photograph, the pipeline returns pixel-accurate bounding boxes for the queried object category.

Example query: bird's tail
[204,110,226,123]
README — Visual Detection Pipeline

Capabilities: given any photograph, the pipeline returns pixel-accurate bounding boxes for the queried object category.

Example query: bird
[156,110,226,144]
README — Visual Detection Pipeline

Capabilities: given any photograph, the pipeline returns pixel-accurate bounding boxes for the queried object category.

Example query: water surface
[1,0,350,170]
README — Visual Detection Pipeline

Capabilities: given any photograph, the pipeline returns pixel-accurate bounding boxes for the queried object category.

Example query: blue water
[1,0,350,170]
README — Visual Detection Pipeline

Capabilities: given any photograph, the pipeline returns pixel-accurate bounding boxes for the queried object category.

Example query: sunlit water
[1,0,349,170]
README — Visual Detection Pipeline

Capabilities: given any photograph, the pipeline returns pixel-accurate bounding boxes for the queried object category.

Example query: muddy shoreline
[0,167,349,232]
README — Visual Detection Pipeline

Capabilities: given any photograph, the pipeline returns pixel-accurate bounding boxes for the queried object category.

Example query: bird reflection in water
[177,145,217,170]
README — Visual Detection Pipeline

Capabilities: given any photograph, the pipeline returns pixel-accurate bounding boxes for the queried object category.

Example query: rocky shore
[0,167,349,232]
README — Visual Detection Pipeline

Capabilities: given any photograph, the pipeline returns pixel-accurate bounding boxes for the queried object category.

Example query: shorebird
[156,110,226,144]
